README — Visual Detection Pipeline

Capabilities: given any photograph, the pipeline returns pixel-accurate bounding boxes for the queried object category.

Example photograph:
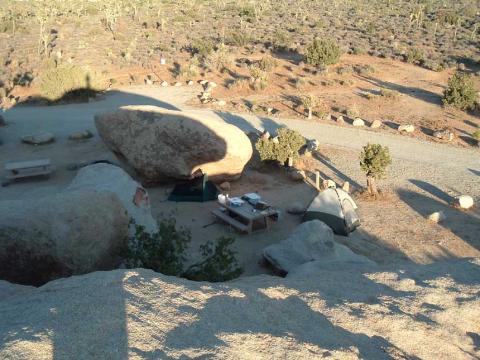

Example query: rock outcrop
[95,106,253,182]
[263,220,373,275]
[66,163,158,234]
[0,258,479,359]
[0,191,129,286]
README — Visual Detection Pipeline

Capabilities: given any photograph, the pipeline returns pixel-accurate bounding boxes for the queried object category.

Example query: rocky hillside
[1,258,479,359]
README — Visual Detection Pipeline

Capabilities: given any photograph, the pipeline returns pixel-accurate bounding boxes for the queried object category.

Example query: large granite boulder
[0,191,129,286]
[263,220,373,275]
[66,163,158,234]
[95,106,253,182]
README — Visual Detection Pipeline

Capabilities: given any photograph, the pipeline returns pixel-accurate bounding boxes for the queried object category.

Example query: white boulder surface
[263,220,373,275]
[0,191,129,286]
[95,106,253,182]
[66,163,158,234]
[0,258,479,359]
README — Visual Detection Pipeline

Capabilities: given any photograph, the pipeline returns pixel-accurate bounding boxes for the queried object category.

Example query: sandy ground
[1,85,479,277]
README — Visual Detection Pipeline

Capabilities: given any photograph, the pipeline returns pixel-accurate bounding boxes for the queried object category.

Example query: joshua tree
[301,94,318,119]
[359,143,391,197]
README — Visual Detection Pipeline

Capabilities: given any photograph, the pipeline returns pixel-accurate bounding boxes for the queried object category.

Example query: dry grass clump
[38,64,107,102]
[203,44,233,72]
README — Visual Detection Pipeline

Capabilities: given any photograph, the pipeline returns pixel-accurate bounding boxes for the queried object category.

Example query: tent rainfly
[302,188,360,236]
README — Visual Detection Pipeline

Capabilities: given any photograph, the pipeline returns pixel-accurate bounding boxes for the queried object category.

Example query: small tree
[443,72,477,111]
[256,128,306,165]
[301,94,318,119]
[305,39,341,67]
[359,143,392,197]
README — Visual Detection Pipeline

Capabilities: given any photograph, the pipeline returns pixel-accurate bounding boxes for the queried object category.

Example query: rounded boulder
[95,106,253,182]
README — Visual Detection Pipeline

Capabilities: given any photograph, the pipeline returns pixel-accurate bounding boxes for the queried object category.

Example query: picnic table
[212,197,279,234]
[4,159,53,181]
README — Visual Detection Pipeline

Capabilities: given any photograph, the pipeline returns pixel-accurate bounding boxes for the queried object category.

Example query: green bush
[472,130,480,140]
[38,65,107,102]
[126,218,242,282]
[305,39,341,66]
[443,72,477,111]
[191,38,214,57]
[405,48,424,64]
[256,128,306,164]
[359,143,392,196]
[183,236,243,282]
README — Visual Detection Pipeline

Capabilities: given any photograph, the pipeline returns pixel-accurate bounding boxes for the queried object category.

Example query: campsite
[1,0,480,358]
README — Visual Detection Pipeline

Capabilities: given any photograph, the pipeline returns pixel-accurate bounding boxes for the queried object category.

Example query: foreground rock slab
[95,106,253,182]
[0,191,129,286]
[1,259,479,359]
[263,220,373,275]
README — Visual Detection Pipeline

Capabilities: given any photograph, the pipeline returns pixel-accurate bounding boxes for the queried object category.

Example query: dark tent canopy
[168,173,218,202]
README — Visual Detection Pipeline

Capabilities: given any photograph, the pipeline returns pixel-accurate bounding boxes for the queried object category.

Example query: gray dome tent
[302,188,360,236]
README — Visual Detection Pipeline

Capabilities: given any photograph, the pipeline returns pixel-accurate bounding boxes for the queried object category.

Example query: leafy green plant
[405,48,424,64]
[305,39,341,66]
[183,236,243,282]
[191,38,214,57]
[300,94,318,119]
[126,217,242,282]
[359,143,392,197]
[37,65,107,102]
[443,72,477,111]
[256,128,306,165]
[249,65,269,90]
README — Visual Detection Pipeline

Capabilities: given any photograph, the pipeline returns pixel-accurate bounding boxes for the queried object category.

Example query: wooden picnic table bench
[4,159,53,181]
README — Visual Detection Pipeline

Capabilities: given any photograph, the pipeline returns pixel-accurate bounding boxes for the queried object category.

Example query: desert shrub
[226,30,253,47]
[472,130,480,140]
[203,44,232,72]
[294,77,307,89]
[300,94,321,119]
[38,65,107,102]
[183,236,243,282]
[443,72,476,110]
[175,56,200,79]
[258,55,278,72]
[359,143,392,197]
[248,65,268,90]
[126,218,190,276]
[227,78,250,91]
[405,48,424,64]
[271,30,291,52]
[380,88,400,99]
[126,218,242,282]
[346,103,360,118]
[191,38,214,57]
[305,39,341,66]
[256,128,306,164]
[354,64,375,75]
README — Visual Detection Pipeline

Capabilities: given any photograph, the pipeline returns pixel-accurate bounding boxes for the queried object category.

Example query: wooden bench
[4,159,53,181]
[211,208,250,233]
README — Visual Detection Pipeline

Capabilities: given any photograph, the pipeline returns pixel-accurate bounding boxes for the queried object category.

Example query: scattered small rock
[398,124,415,133]
[217,100,226,106]
[145,78,153,85]
[204,81,217,92]
[370,120,382,129]
[260,130,270,140]
[453,195,474,210]
[187,80,194,86]
[21,132,55,145]
[219,182,231,191]
[174,82,182,87]
[266,107,274,114]
[336,115,345,124]
[287,202,305,215]
[457,63,466,71]
[69,130,94,141]
[428,211,446,223]
[160,81,169,87]
[307,139,319,152]
[289,169,306,181]
[432,129,454,142]
[199,80,208,86]
[342,181,350,193]
[352,118,365,127]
